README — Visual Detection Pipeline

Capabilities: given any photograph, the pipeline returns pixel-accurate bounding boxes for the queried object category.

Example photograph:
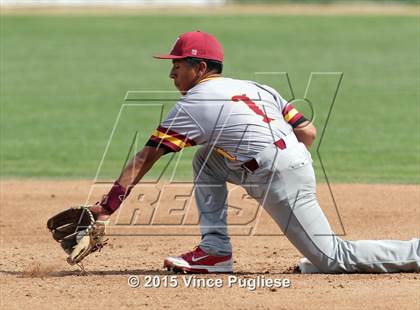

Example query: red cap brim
[153,54,186,59]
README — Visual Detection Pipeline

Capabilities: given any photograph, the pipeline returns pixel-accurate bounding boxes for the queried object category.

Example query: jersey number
[231,94,274,123]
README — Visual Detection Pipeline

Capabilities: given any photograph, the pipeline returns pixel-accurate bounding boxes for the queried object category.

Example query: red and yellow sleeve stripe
[148,126,196,152]
[282,104,306,127]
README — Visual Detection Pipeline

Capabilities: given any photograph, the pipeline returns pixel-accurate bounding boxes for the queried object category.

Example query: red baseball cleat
[164,246,233,273]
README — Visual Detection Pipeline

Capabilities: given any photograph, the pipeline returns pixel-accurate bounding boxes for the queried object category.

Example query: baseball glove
[47,206,108,266]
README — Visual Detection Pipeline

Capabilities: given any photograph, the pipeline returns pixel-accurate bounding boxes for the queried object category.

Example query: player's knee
[301,238,350,273]
[312,256,345,273]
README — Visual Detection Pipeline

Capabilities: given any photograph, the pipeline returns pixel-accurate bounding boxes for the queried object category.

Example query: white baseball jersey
[147,76,420,273]
[146,77,306,163]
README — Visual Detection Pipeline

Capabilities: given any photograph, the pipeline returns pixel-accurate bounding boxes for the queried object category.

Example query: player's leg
[164,146,242,273]
[192,146,242,256]
[248,142,420,273]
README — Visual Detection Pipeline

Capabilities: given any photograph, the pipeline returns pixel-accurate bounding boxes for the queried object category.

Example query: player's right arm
[258,84,316,148]
[293,120,316,149]
[281,102,316,149]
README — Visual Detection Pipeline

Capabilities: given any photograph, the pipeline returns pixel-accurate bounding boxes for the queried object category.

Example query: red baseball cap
[153,31,224,62]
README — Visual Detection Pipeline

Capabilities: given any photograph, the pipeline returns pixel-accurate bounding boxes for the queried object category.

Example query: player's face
[169,60,200,95]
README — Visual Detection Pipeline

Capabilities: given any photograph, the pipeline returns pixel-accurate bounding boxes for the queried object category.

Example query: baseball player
[88,31,420,273]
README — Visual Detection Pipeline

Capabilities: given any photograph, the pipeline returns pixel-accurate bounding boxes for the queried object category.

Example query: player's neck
[197,73,222,84]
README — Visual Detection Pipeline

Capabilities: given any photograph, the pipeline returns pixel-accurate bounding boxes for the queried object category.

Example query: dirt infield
[1,4,419,16]
[0,180,419,309]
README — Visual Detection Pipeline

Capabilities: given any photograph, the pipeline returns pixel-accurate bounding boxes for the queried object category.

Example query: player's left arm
[90,145,166,220]
[91,104,200,220]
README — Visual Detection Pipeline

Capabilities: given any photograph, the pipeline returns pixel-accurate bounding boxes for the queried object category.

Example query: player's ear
[198,61,208,76]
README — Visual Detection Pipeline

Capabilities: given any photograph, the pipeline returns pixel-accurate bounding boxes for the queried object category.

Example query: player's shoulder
[188,77,271,95]
[183,77,285,109]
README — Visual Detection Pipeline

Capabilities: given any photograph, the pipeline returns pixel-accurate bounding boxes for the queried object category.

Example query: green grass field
[1,14,419,183]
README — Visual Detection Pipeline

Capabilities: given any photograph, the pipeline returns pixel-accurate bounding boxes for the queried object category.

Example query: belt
[241,138,286,173]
